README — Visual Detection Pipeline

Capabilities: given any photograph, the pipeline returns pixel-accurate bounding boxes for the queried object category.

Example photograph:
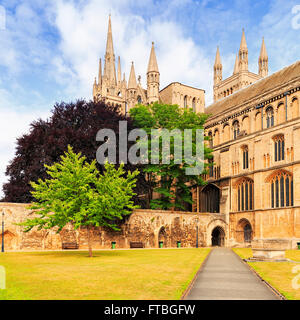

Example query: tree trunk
[87,225,93,257]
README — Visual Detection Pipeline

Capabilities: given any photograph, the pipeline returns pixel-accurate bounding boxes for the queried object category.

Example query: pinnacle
[128,62,137,88]
[147,42,159,73]
[239,29,247,50]
[214,46,222,66]
[259,37,268,60]
[105,15,114,57]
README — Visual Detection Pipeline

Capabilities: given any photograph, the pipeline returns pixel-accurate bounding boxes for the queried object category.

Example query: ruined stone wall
[0,203,225,251]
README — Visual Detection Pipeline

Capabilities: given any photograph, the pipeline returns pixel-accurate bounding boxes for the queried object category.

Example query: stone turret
[238,29,248,72]
[258,37,268,77]
[147,42,160,104]
[214,46,222,86]
[127,62,137,110]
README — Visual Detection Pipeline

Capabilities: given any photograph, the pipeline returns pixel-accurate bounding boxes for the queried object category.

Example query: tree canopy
[2,100,148,205]
[130,102,212,210]
[20,146,139,257]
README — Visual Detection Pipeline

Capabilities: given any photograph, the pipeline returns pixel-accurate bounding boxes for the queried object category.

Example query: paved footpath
[185,247,279,300]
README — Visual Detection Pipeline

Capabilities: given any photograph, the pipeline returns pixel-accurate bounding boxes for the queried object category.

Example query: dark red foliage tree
[2,100,149,206]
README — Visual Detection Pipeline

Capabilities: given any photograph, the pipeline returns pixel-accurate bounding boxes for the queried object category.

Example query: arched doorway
[200,184,220,213]
[211,226,225,246]
[236,219,253,244]
[243,224,252,243]
[158,227,168,248]
[0,230,16,250]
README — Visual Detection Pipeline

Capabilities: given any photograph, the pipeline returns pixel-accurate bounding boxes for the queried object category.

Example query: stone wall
[229,207,300,248]
[0,203,227,251]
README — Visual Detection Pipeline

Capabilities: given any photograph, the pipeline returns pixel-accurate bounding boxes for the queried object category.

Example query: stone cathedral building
[92,15,205,114]
[1,17,299,251]
[197,32,300,249]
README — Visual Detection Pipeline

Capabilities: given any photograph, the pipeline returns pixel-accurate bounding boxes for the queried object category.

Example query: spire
[258,37,268,77]
[214,46,222,66]
[147,42,160,104]
[117,56,121,84]
[259,37,268,60]
[104,15,117,85]
[147,42,159,73]
[238,28,248,72]
[98,58,102,86]
[239,28,247,50]
[106,14,114,57]
[128,62,137,89]
[214,46,222,86]
[233,54,239,74]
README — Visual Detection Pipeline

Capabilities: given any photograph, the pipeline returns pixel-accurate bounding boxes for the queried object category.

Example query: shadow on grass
[3,248,202,259]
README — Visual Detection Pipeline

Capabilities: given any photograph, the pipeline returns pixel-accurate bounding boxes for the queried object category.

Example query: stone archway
[236,218,253,244]
[206,218,227,247]
[0,230,17,250]
[158,227,168,248]
[211,226,225,247]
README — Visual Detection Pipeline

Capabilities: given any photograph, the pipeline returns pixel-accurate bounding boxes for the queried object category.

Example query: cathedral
[1,17,299,251]
[92,16,300,249]
[196,32,300,249]
[92,15,205,114]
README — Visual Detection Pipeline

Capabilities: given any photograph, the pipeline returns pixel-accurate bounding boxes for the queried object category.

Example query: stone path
[185,247,279,300]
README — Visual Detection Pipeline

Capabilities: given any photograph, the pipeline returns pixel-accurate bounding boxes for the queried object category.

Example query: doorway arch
[243,224,252,243]
[211,226,225,247]
[158,227,168,248]
[236,218,253,243]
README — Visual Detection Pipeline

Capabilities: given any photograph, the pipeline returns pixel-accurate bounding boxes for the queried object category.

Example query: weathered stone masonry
[0,203,227,251]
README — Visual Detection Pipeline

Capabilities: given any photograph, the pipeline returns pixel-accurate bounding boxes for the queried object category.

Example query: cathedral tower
[147,42,160,104]
[212,29,266,102]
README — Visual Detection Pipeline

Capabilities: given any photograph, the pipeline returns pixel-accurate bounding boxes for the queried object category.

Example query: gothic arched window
[270,171,293,208]
[233,120,240,139]
[184,95,188,109]
[274,135,284,162]
[137,95,142,104]
[237,178,254,211]
[192,98,196,112]
[214,129,219,146]
[208,131,213,149]
[242,146,249,169]
[266,106,274,128]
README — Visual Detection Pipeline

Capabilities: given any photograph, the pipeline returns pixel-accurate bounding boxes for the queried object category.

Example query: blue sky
[0,0,299,197]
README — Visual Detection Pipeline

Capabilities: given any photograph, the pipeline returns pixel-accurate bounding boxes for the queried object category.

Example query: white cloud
[0,0,299,200]
[0,89,50,199]
[52,0,214,102]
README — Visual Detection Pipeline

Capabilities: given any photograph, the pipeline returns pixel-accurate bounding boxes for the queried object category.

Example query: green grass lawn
[233,248,300,300]
[0,248,210,300]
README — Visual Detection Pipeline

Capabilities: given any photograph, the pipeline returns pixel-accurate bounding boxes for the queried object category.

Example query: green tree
[130,103,212,210]
[20,146,139,257]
